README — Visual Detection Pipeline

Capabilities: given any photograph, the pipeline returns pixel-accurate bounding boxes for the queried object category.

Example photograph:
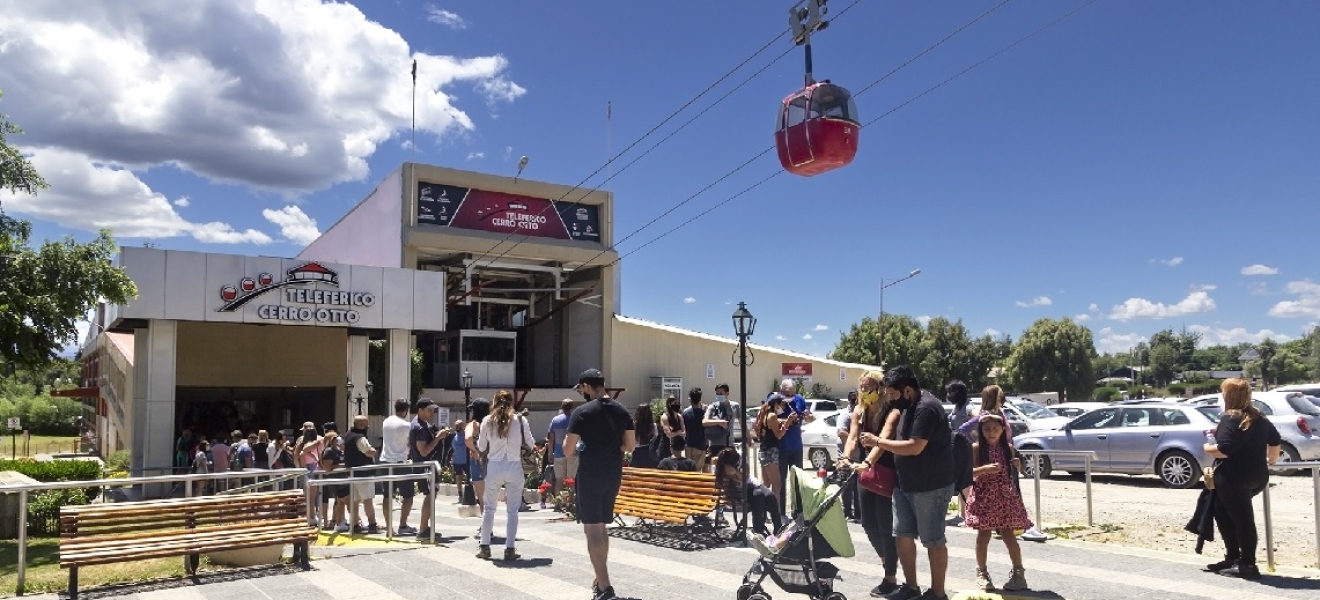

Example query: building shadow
[63,564,298,600]
[608,523,730,551]
[492,557,554,569]
[1255,573,1320,591]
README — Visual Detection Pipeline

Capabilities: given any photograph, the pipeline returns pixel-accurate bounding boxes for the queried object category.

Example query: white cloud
[262,205,321,245]
[802,334,813,340]
[191,221,272,244]
[916,315,932,326]
[683,297,696,304]
[813,324,828,331]
[1108,291,1216,321]
[1095,327,1148,354]
[1088,303,1099,312]
[466,151,484,161]
[1268,280,1320,319]
[0,147,267,244]
[426,6,467,29]
[173,196,190,207]
[1074,314,1091,322]
[1247,281,1270,296]
[775,335,786,341]
[1187,325,1292,347]
[1151,256,1183,267]
[1241,264,1279,276]
[984,328,1001,338]
[1015,296,1053,308]
[0,0,524,197]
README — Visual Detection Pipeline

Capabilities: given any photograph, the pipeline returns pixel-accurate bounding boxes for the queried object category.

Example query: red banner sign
[781,362,813,379]
[417,182,601,244]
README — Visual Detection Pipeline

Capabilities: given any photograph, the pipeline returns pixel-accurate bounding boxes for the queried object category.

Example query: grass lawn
[1,435,80,458]
[0,537,193,597]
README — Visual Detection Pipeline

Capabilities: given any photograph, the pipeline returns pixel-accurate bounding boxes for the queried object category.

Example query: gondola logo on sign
[217,262,375,324]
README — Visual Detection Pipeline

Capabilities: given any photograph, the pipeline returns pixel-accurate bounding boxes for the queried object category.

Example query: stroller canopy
[786,466,855,558]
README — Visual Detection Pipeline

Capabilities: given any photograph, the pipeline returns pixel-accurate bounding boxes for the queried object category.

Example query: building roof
[614,314,879,371]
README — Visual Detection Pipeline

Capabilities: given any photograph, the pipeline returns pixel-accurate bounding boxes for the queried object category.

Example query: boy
[657,436,697,472]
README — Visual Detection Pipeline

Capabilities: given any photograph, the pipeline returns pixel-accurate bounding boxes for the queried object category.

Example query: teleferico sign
[218,262,375,324]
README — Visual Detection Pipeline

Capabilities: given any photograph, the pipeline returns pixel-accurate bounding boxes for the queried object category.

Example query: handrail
[1015,449,1097,531]
[304,467,437,546]
[1262,461,1320,572]
[342,461,444,540]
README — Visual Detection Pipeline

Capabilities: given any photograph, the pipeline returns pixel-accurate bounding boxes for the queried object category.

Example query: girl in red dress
[965,414,1031,592]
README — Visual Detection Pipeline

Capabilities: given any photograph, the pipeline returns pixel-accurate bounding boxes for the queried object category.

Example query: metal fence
[1016,449,1097,529]
[1263,461,1320,572]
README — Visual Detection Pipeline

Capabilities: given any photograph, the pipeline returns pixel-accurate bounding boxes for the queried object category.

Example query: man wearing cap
[563,369,634,600]
[381,399,418,535]
[547,399,576,495]
[410,398,450,539]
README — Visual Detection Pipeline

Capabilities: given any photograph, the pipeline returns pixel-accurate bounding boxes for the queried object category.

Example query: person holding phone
[775,378,813,515]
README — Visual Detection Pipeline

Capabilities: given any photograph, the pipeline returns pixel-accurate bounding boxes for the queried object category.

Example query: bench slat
[61,519,310,550]
[61,528,314,568]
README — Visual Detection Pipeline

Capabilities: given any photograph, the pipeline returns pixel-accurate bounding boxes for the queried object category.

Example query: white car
[1010,399,1073,431]
[801,413,843,469]
[1049,402,1108,419]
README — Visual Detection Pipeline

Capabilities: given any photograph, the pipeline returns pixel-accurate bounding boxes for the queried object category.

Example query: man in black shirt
[563,369,635,600]
[869,366,954,600]
[682,387,709,471]
[657,436,698,471]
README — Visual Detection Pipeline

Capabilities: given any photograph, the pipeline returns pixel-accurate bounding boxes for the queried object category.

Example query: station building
[82,163,877,474]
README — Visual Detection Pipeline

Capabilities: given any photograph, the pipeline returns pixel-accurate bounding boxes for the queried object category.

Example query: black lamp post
[732,301,756,543]
[462,368,473,422]
[460,368,476,507]
[347,379,373,416]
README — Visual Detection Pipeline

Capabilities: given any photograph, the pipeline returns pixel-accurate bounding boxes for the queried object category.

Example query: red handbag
[859,462,896,497]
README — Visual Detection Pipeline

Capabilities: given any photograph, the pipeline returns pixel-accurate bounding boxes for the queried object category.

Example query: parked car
[1014,402,1220,488]
[966,398,1049,436]
[1049,402,1107,419]
[1273,383,1320,397]
[1009,399,1072,431]
[801,414,843,469]
[1188,391,1320,470]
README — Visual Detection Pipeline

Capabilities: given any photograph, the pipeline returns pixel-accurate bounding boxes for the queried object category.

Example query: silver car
[1015,402,1220,488]
[1189,391,1320,470]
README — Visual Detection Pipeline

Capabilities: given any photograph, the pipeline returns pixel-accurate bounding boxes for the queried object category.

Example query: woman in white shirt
[476,390,535,561]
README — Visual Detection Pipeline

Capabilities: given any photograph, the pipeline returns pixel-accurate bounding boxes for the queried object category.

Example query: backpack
[230,445,246,472]
[278,447,296,469]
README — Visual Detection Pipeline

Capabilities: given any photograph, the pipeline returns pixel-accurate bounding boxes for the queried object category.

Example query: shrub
[1166,384,1187,396]
[27,488,89,536]
[0,458,103,503]
[1093,386,1120,403]
[104,450,131,473]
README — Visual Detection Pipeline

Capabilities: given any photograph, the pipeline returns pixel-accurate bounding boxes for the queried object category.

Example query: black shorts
[576,476,622,525]
[329,484,349,499]
[707,444,728,459]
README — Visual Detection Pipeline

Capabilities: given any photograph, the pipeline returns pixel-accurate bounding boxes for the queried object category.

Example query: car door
[1104,407,1166,472]
[1053,407,1120,469]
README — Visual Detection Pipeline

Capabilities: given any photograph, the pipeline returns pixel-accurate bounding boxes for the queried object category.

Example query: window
[1161,409,1191,426]
[1071,408,1119,430]
[1252,400,1273,416]
[824,415,838,427]
[461,337,515,363]
[783,96,810,129]
[1286,395,1320,416]
[1197,407,1222,423]
[810,85,858,122]
[1120,408,1158,427]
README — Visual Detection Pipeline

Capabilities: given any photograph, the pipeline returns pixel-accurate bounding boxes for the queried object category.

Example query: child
[658,436,697,471]
[965,414,1031,592]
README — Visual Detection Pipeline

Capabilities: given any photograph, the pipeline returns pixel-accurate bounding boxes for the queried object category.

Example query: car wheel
[809,448,831,470]
[1276,444,1301,476]
[1157,450,1198,489]
[1020,448,1051,478]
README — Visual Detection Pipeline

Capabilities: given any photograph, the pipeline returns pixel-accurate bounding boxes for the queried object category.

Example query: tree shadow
[67,564,298,600]
[608,523,730,551]
[1255,573,1320,591]
[492,557,554,569]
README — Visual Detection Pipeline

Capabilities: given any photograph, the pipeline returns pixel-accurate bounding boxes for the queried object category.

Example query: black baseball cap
[578,368,605,384]
[322,421,338,433]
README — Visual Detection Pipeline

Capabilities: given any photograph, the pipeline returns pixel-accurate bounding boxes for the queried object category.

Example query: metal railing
[307,466,437,545]
[342,461,443,542]
[1016,449,1097,530]
[0,468,308,596]
[1263,461,1320,572]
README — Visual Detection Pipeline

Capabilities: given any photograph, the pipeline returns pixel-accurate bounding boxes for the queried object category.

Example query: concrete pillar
[131,331,149,475]
[348,335,369,422]
[387,329,412,409]
[143,321,177,475]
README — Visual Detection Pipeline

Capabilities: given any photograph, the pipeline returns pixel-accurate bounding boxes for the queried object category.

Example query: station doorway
[175,387,336,439]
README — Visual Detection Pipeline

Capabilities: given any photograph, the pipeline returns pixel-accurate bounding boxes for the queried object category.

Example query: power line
[601,0,1096,269]
[470,0,869,269]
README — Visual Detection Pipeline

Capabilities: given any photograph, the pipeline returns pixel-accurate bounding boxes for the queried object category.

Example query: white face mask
[716,395,726,403]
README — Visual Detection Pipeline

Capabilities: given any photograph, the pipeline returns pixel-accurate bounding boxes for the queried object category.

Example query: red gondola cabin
[775,81,860,177]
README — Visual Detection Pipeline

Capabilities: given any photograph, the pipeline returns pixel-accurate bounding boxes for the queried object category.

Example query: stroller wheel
[747,593,771,600]
[737,584,761,600]
[821,593,847,600]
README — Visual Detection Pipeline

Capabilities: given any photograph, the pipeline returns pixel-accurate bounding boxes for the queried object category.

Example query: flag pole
[410,59,418,159]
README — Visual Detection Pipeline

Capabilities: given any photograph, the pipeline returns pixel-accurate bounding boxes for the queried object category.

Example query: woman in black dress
[1203,378,1281,580]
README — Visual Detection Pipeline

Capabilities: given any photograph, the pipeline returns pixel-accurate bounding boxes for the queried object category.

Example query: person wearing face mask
[867,366,954,600]
[842,371,902,595]
[702,384,734,471]
[344,415,380,534]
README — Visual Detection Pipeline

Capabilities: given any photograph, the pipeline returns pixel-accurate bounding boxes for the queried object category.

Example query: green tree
[829,317,880,365]
[918,317,977,399]
[1256,338,1278,389]
[1,92,137,370]
[1005,318,1096,400]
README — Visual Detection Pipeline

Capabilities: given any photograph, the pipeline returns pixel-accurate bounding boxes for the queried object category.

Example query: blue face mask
[716,395,726,403]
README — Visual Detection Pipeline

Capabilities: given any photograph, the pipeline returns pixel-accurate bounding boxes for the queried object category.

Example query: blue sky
[2,0,1319,356]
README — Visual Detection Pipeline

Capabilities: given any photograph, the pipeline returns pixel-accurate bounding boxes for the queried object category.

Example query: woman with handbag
[475,390,536,561]
[842,370,901,597]
[1203,378,1282,580]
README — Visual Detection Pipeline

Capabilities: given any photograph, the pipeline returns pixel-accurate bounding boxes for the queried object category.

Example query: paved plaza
[25,503,1320,600]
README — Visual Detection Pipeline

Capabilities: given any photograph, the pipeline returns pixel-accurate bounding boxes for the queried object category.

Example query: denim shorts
[758,447,780,467]
[893,483,953,547]
[469,460,486,482]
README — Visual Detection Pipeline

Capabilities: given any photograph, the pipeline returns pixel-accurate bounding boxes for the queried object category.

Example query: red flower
[563,478,575,487]
[539,482,551,493]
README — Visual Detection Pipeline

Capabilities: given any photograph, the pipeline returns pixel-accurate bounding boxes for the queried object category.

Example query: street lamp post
[878,268,921,368]
[460,368,475,507]
[732,302,757,544]
[462,369,473,421]
[347,379,373,416]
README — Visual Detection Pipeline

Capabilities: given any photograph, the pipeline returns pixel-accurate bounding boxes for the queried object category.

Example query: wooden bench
[615,467,723,539]
[59,490,315,599]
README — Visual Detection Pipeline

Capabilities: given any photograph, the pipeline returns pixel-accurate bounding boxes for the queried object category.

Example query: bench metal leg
[297,541,311,570]
[185,553,200,576]
[68,567,78,600]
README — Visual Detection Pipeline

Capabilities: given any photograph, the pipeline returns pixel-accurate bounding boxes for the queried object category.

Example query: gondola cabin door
[775,82,860,177]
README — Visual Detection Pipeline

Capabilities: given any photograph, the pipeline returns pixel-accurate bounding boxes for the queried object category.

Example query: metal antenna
[410,59,417,159]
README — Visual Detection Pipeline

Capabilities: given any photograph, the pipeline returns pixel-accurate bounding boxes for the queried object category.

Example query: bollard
[1084,454,1093,527]
[1313,466,1320,570]
[428,469,437,546]
[17,489,27,595]
[1033,453,1043,531]
[1264,480,1275,572]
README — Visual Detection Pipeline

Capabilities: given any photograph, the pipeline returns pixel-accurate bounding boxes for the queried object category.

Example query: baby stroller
[740,466,856,600]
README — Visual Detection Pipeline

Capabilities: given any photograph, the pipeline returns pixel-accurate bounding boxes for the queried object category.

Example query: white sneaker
[335,523,350,533]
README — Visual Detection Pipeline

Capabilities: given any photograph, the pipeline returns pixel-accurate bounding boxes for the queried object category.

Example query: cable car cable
[600,0,1097,268]
[573,0,1018,268]
[470,0,868,269]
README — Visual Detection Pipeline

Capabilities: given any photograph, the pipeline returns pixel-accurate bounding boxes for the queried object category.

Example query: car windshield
[1286,395,1320,416]
[1015,401,1055,419]
[1197,406,1222,423]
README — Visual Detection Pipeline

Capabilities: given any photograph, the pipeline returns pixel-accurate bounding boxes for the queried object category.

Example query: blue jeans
[893,483,953,547]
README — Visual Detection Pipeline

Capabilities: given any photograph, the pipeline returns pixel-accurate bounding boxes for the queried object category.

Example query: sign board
[781,362,813,382]
[706,363,715,379]
[417,182,602,244]
[6,417,19,430]
[660,377,684,396]
[436,408,451,427]
[839,368,847,381]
